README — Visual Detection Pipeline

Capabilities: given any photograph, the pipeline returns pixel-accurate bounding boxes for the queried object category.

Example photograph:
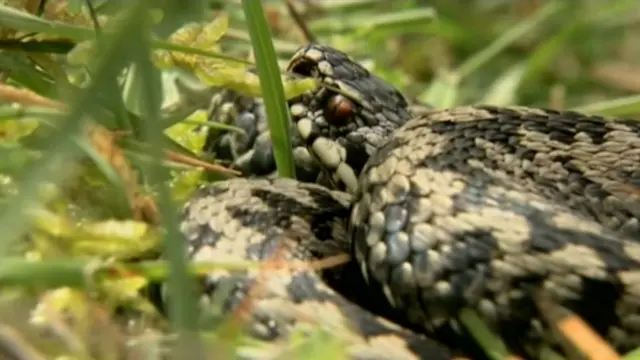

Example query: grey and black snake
[173,44,640,359]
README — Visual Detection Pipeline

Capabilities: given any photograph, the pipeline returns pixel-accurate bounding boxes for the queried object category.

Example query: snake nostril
[325,94,354,125]
[289,59,316,77]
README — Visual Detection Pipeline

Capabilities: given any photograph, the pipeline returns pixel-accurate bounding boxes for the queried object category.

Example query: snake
[202,77,321,183]
[174,44,640,359]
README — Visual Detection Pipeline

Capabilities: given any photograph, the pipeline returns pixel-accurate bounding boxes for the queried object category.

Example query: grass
[0,0,639,359]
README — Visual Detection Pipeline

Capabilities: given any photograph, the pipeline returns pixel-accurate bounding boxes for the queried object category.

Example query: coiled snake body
[178,44,640,359]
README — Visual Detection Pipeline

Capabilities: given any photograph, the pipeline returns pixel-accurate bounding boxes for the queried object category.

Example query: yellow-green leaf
[195,12,228,47]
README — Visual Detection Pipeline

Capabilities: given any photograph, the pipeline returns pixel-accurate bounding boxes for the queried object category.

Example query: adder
[173,44,640,359]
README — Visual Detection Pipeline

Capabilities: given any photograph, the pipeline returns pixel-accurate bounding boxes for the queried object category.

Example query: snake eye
[325,94,354,125]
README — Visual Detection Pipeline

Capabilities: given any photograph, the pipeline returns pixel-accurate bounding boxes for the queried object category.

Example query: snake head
[287,44,411,195]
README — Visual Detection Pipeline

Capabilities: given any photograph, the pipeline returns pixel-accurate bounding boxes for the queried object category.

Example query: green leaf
[29,207,158,258]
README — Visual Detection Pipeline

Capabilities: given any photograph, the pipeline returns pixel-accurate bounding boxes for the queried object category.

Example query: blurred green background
[215,0,640,115]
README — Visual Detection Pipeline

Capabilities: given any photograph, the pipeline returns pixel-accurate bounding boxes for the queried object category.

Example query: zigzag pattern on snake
[169,44,640,359]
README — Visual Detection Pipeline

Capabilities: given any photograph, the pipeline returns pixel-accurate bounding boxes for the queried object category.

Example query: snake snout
[286,44,413,194]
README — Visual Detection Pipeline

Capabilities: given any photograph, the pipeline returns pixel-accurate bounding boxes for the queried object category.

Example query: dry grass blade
[590,62,640,93]
[160,147,241,176]
[537,295,621,360]
[556,315,621,360]
[85,125,160,224]
[0,323,48,360]
[284,0,316,43]
[0,82,65,109]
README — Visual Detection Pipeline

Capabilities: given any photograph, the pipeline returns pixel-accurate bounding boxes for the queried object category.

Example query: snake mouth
[286,44,412,194]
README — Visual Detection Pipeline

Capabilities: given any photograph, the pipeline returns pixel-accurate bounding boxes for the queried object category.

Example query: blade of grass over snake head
[242,0,296,179]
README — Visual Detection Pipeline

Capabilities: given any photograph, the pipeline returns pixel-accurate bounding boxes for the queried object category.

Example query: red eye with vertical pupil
[326,94,354,125]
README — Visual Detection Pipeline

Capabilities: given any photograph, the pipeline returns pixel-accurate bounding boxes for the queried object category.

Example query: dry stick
[284,0,317,43]
[160,147,241,176]
[0,83,66,110]
[556,315,620,360]
[95,129,241,177]
[535,294,621,360]
[0,324,49,360]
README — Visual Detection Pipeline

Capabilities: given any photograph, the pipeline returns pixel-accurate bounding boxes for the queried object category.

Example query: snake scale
[175,44,640,359]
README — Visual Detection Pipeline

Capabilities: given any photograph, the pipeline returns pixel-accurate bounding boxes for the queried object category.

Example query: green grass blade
[459,308,512,360]
[519,1,638,90]
[310,7,437,35]
[624,346,640,360]
[572,95,640,117]
[241,0,295,179]
[0,106,64,121]
[420,71,460,109]
[481,63,526,106]
[315,0,385,12]
[0,258,89,288]
[0,53,55,95]
[520,22,580,88]
[125,1,200,334]
[456,1,564,79]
